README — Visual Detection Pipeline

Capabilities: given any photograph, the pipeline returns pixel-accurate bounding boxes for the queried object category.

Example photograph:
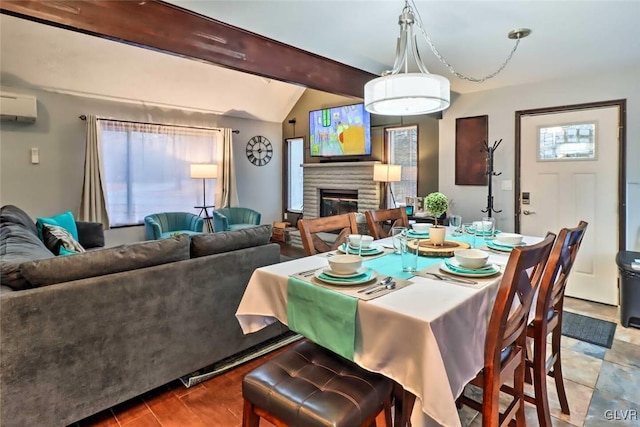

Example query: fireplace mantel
[302,161,381,219]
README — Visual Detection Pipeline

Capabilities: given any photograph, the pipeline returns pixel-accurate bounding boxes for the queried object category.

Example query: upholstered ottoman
[242,340,393,427]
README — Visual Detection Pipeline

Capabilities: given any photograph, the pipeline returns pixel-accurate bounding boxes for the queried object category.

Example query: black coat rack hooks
[481,139,503,217]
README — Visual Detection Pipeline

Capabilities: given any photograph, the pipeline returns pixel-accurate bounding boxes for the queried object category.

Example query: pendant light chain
[409,0,526,83]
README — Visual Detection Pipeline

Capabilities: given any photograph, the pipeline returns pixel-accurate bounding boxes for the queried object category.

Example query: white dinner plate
[314,270,377,286]
[338,244,384,256]
[407,230,430,238]
[439,261,500,278]
[322,266,370,278]
[446,258,496,272]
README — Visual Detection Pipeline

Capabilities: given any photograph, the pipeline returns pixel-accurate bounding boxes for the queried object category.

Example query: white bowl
[348,234,373,249]
[328,254,363,274]
[496,233,523,246]
[412,223,430,233]
[454,249,490,269]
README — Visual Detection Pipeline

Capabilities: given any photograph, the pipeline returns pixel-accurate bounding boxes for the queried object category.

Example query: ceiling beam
[0,0,376,99]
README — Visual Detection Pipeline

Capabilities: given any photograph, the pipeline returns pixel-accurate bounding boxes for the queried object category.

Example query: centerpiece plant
[424,192,448,245]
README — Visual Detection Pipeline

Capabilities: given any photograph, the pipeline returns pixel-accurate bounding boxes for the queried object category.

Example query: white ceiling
[168,0,640,94]
[2,1,639,122]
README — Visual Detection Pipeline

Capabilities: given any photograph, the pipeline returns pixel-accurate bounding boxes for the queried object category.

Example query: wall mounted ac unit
[0,92,37,122]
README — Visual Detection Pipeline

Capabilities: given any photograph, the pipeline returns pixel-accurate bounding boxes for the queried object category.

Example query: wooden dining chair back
[365,208,409,239]
[458,233,555,427]
[297,213,359,256]
[524,221,588,427]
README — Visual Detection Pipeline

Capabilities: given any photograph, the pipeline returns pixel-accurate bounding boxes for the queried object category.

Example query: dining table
[235,229,543,427]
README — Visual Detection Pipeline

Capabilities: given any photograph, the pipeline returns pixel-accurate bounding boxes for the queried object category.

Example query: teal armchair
[144,212,204,240]
[211,207,261,232]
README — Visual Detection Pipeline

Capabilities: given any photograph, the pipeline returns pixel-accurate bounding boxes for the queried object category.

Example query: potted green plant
[424,192,448,245]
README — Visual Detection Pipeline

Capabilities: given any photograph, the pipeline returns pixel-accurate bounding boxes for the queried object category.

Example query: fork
[422,272,478,285]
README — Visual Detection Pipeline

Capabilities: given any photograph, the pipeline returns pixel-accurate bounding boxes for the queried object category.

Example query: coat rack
[481,139,503,217]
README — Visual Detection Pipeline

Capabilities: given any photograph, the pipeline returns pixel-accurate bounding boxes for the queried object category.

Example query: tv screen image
[309,103,371,157]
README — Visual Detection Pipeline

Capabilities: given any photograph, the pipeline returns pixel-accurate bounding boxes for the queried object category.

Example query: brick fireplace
[302,161,381,219]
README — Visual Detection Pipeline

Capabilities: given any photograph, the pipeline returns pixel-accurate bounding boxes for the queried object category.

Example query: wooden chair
[519,221,588,427]
[242,340,393,427]
[298,213,359,256]
[365,208,409,239]
[457,233,556,427]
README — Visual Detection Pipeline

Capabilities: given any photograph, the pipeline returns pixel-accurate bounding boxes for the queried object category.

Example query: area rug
[561,311,617,349]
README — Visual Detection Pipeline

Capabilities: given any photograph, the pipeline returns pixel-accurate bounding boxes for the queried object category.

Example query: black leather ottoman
[242,340,393,427]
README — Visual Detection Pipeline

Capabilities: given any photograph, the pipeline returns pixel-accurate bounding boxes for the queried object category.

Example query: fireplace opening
[320,189,358,218]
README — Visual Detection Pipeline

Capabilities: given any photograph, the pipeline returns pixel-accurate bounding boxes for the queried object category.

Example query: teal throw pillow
[36,210,79,242]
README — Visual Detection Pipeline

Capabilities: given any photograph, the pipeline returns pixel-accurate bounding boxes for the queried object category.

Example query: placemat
[291,269,413,301]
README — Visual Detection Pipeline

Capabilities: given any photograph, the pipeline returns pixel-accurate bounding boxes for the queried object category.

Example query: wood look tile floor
[72,243,640,427]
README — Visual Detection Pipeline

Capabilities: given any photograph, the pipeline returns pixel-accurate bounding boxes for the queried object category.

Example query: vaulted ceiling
[2,1,639,123]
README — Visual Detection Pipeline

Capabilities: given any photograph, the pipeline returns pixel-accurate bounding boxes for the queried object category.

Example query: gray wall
[282,88,440,213]
[438,66,640,251]
[0,86,283,246]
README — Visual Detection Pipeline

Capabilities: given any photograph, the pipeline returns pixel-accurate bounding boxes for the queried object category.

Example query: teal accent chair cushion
[36,210,79,241]
[211,207,261,232]
[144,212,204,240]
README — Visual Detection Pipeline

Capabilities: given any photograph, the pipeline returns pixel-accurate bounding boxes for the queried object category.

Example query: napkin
[444,258,497,274]
[287,276,358,360]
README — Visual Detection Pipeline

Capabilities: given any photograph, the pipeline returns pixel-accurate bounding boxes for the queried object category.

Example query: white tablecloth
[236,235,541,427]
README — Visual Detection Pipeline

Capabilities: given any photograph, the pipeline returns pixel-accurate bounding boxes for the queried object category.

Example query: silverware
[422,272,478,285]
[358,276,392,293]
[298,267,322,277]
[366,282,396,295]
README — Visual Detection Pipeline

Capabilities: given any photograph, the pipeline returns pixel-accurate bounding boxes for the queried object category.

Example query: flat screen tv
[309,103,371,157]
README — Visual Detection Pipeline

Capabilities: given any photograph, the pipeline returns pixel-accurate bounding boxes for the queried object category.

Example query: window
[537,123,596,161]
[386,125,418,208]
[286,137,304,212]
[99,120,218,226]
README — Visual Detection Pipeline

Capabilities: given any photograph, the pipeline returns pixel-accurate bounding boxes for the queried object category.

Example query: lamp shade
[190,164,218,179]
[364,73,450,116]
[373,164,402,182]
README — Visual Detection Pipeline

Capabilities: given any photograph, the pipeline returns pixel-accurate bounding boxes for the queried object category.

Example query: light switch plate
[30,147,39,164]
[501,180,513,191]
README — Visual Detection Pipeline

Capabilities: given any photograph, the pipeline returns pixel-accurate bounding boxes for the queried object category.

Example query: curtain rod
[78,115,239,134]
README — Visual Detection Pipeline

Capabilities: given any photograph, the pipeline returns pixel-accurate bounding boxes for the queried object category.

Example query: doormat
[561,311,616,349]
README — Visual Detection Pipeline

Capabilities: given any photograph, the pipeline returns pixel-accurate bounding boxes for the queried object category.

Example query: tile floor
[463,297,640,427]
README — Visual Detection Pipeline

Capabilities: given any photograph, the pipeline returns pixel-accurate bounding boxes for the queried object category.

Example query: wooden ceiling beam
[0,0,376,98]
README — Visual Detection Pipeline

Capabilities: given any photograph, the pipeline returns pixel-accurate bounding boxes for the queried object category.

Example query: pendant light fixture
[364,0,530,116]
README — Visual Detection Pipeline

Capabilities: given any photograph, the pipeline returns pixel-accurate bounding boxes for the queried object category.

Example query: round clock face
[246,135,273,166]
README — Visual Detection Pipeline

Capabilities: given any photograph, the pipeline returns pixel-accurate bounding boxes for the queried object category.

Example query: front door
[518,105,621,305]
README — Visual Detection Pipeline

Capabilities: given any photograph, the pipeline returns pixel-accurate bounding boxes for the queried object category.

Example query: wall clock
[246,135,273,166]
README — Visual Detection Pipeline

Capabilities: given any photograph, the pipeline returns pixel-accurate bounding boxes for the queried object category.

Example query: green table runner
[363,253,441,279]
[286,276,358,360]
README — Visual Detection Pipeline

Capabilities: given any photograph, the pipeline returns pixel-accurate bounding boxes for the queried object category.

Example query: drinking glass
[449,215,462,236]
[462,223,477,248]
[481,216,496,241]
[399,234,418,272]
[391,226,408,254]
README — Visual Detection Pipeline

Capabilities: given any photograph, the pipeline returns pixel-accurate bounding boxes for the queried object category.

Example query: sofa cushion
[42,224,86,255]
[75,221,105,249]
[20,234,190,288]
[0,223,55,290]
[0,205,37,236]
[36,210,79,242]
[190,224,272,258]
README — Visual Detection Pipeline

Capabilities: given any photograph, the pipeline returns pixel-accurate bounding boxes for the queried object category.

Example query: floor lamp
[190,163,218,232]
[373,164,402,208]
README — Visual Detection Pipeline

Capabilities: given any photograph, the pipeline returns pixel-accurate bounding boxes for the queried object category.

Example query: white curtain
[79,115,110,228]
[97,120,218,226]
[215,128,239,208]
